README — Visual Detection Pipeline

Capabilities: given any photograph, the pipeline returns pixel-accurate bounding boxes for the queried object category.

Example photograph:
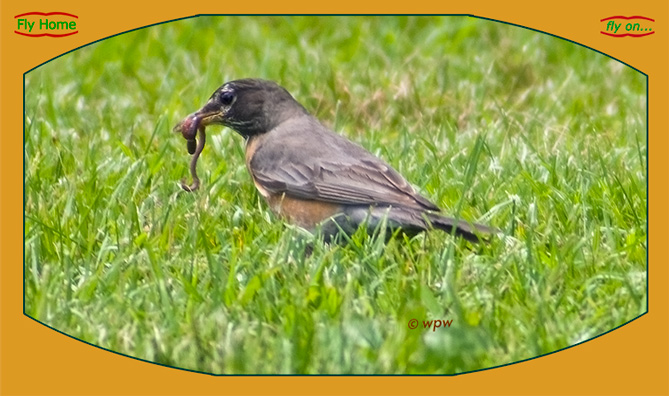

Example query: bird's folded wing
[251,157,439,211]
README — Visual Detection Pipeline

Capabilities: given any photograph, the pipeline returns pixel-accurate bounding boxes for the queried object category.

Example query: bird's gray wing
[249,119,439,211]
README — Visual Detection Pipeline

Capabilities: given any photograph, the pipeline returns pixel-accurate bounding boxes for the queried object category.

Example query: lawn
[23,15,647,374]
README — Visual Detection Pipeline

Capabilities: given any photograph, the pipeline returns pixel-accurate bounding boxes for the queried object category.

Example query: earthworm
[180,124,206,192]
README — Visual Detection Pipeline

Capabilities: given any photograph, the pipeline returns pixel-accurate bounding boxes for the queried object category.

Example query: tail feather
[426,212,496,243]
[339,205,496,243]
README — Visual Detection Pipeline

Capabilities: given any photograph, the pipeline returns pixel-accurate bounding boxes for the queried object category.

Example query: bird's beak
[173,102,224,140]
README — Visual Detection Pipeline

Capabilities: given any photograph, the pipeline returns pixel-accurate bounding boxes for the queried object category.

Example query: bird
[174,78,495,243]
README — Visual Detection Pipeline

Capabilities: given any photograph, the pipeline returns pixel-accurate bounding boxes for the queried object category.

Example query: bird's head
[174,78,308,139]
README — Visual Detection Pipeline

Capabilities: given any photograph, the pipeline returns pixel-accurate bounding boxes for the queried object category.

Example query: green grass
[23,16,646,374]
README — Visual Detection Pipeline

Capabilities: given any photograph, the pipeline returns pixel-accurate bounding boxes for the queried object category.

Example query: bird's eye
[219,91,235,106]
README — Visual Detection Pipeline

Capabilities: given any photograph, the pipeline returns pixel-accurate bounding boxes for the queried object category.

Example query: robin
[174,78,495,242]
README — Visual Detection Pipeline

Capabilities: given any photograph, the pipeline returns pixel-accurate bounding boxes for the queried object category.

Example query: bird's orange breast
[244,134,342,230]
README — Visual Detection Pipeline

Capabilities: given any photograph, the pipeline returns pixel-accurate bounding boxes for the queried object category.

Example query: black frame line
[21,13,650,377]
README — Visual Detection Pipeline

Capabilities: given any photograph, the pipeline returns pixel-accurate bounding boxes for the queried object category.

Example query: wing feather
[249,118,439,211]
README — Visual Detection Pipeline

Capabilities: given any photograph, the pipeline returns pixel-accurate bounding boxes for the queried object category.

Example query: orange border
[2,1,667,395]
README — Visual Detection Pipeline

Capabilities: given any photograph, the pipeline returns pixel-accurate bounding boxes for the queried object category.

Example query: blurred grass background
[24,15,646,374]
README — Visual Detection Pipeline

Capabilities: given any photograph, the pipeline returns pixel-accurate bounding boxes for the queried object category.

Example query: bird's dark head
[175,79,308,139]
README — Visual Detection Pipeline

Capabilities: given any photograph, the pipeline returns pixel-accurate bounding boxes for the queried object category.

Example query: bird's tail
[425,212,496,243]
[346,205,496,243]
